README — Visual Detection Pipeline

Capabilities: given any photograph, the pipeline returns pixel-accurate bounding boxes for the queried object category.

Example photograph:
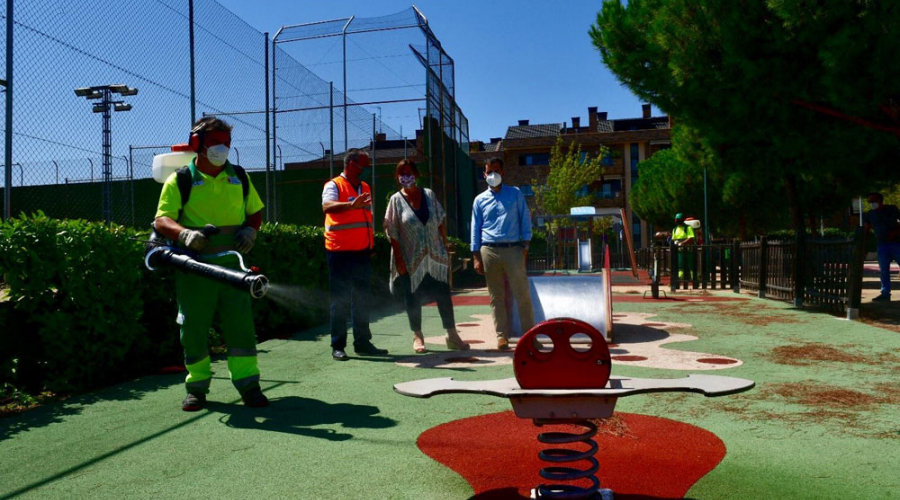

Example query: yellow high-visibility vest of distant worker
[672,213,695,279]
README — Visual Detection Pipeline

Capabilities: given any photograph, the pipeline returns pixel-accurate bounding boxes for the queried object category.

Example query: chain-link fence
[272,6,472,236]
[0,2,473,235]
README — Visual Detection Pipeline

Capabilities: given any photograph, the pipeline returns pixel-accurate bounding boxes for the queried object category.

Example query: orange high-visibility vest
[324,176,374,251]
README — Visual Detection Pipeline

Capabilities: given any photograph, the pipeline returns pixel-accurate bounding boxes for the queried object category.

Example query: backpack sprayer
[144,224,269,299]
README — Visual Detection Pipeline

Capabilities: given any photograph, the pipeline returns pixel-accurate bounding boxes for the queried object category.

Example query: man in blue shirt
[471,157,534,349]
[863,192,900,302]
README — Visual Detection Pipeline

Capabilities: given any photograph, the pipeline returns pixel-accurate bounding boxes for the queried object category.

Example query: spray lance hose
[144,224,269,299]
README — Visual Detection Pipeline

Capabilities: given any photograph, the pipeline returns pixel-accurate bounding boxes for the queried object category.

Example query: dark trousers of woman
[404,274,456,332]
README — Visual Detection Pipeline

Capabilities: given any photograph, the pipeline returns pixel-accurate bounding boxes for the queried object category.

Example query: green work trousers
[676,245,695,280]
[176,255,260,396]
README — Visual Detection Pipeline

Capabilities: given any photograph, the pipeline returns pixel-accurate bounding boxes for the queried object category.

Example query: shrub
[0,214,146,392]
[0,215,396,395]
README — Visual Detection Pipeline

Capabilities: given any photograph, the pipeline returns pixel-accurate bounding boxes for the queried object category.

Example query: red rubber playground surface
[419,412,725,499]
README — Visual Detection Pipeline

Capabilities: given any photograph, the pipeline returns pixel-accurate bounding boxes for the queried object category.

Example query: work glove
[178,229,209,252]
[234,227,257,254]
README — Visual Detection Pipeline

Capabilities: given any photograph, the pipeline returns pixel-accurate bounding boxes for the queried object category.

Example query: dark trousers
[404,274,456,332]
[327,250,373,350]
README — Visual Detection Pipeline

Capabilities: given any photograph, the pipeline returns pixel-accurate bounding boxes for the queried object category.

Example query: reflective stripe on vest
[324,176,374,251]
[326,221,373,231]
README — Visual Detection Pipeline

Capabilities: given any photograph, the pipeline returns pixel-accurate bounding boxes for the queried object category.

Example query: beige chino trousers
[481,245,534,339]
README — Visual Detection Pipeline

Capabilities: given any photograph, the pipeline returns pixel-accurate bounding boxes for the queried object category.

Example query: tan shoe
[413,332,426,353]
[445,328,470,351]
[497,337,510,351]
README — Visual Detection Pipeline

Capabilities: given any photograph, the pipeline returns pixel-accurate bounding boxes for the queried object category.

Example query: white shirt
[321,173,370,212]
[321,173,363,204]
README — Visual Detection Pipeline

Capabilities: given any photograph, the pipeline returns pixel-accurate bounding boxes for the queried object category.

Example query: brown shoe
[413,332,427,353]
[445,328,470,351]
[497,337,510,351]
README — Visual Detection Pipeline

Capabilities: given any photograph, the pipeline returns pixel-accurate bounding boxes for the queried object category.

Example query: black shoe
[181,393,206,412]
[241,387,269,408]
[353,342,389,356]
[332,349,349,361]
[873,294,891,302]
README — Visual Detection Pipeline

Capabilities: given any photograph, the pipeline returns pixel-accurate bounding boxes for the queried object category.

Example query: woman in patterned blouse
[384,160,469,353]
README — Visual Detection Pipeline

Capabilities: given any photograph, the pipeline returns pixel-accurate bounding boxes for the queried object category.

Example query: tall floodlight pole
[3,0,12,220]
[74,84,138,223]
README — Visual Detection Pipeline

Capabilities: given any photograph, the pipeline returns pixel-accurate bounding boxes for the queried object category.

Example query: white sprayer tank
[152,144,197,183]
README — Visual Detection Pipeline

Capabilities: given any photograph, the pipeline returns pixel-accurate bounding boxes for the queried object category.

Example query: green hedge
[0,214,393,395]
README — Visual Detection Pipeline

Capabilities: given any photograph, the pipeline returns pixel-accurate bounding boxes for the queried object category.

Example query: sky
[214,0,652,142]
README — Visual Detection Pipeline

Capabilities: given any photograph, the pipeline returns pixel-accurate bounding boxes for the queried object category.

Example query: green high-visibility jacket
[673,225,695,242]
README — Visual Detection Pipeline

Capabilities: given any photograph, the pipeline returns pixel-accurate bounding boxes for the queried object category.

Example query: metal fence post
[669,239,678,292]
[732,239,741,293]
[329,81,334,178]
[846,227,866,320]
[3,0,12,221]
[189,0,196,125]
[264,31,271,221]
[372,113,376,226]
[759,236,768,299]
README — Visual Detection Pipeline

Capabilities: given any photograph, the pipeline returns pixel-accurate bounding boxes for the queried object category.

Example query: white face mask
[486,172,502,187]
[870,202,881,210]
[205,144,229,167]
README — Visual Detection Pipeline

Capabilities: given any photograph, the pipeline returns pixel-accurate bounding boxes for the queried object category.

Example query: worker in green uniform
[671,213,695,281]
[154,116,268,412]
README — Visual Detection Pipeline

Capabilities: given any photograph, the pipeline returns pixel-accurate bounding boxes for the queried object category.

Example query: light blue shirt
[470,184,532,252]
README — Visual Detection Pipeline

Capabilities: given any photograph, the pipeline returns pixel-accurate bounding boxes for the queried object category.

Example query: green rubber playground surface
[1,291,898,499]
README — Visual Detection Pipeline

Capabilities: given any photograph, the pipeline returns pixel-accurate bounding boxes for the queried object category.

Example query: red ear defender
[188,131,203,153]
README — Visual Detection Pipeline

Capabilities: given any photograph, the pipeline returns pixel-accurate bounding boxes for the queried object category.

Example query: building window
[630,143,640,179]
[575,185,589,198]
[519,153,550,166]
[520,184,534,197]
[601,152,614,166]
[599,179,621,199]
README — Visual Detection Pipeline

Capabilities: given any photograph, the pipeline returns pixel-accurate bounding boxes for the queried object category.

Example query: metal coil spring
[534,419,601,499]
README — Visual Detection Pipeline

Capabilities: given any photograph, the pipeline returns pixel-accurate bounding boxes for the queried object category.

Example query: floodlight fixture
[113,103,132,112]
[92,104,109,113]
[108,84,128,93]
[74,87,93,97]
[118,87,138,96]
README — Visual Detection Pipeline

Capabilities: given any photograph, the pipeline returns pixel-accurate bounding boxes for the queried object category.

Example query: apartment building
[470,104,671,248]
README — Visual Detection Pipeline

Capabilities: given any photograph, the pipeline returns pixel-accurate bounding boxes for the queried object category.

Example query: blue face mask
[398,174,416,188]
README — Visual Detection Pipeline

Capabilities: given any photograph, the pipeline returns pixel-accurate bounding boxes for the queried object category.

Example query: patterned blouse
[384,188,449,294]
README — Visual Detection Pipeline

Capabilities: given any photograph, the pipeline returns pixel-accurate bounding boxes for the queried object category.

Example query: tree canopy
[591,0,900,233]
[532,138,607,218]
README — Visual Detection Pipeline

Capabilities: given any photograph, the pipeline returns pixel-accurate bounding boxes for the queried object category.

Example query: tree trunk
[784,174,805,307]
